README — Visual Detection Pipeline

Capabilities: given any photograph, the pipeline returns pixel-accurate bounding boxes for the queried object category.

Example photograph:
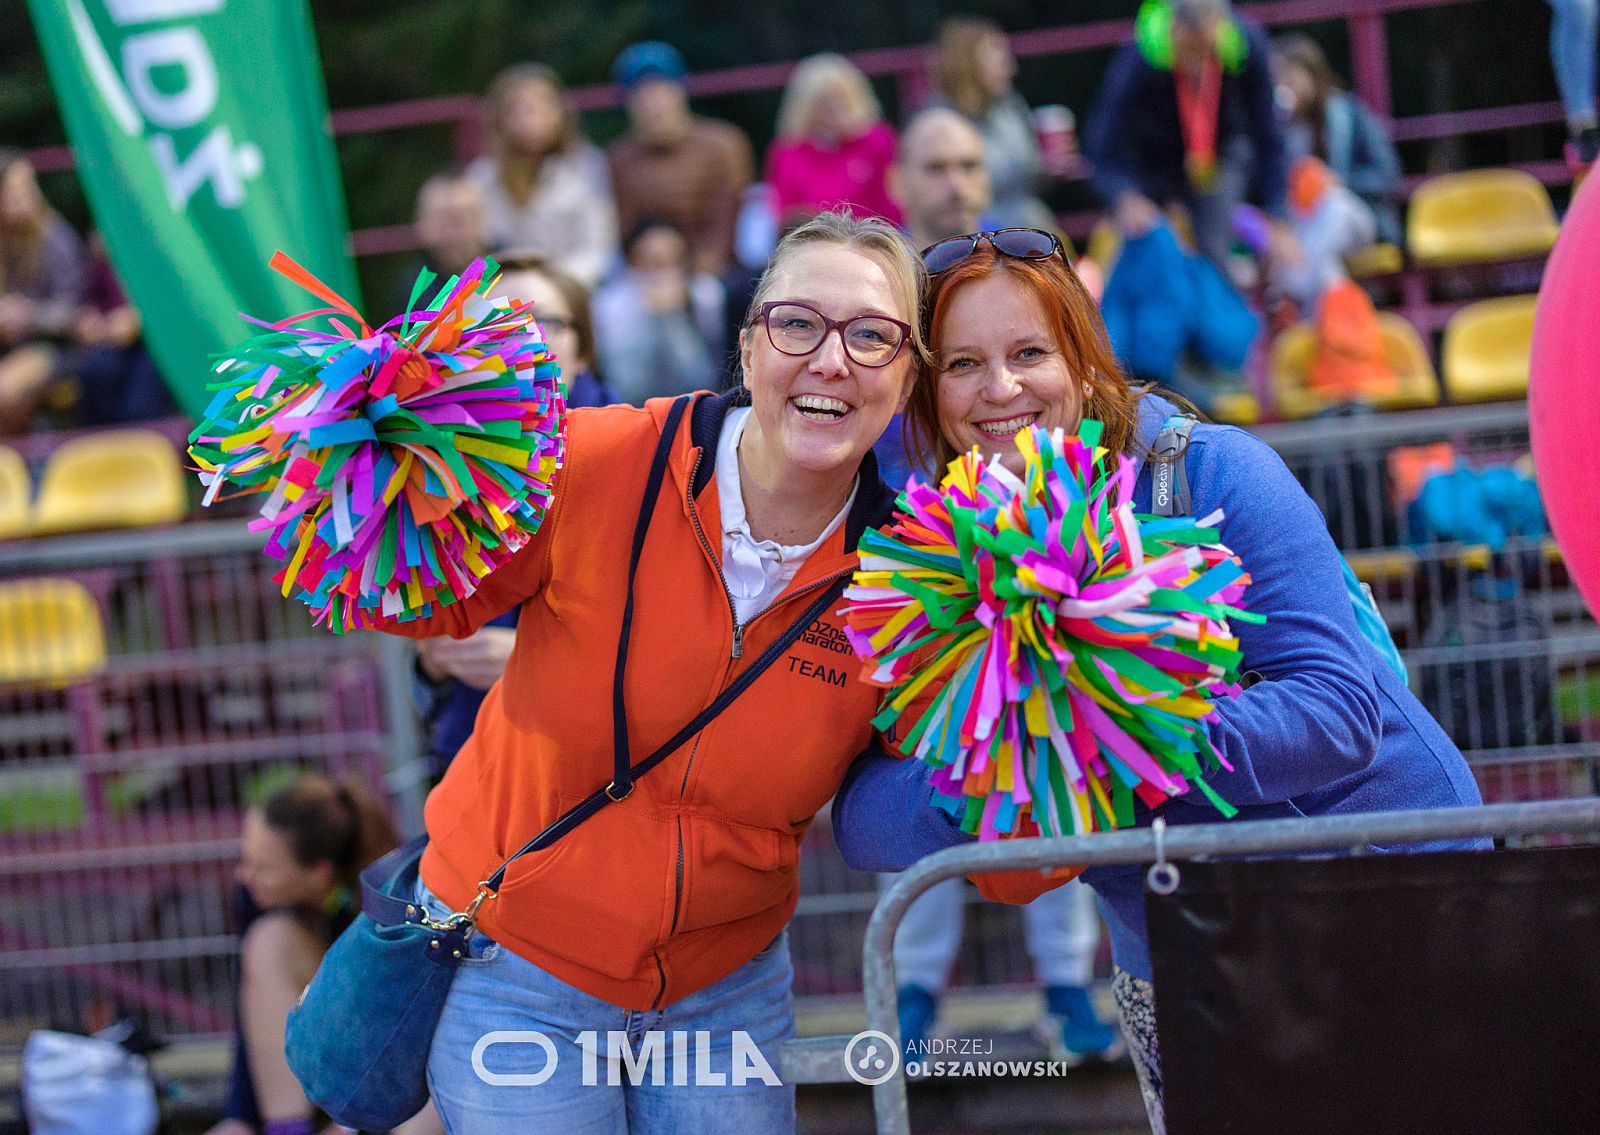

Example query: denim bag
[283,394,847,1128]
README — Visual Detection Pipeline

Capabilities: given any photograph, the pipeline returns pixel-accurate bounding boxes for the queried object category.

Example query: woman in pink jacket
[765,53,903,229]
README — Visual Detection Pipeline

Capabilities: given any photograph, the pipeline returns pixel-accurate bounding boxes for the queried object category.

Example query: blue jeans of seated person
[416,882,796,1135]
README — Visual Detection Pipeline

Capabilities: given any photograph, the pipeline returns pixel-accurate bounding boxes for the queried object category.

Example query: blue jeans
[417,882,796,1134]
[1549,0,1599,122]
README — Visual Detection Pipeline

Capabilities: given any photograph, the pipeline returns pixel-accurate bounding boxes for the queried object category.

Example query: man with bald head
[891,107,994,249]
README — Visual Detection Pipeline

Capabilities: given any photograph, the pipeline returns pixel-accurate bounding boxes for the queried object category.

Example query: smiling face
[933,270,1082,475]
[739,243,915,486]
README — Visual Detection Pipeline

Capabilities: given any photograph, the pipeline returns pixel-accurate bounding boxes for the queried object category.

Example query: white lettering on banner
[68,0,141,135]
[149,126,262,209]
[471,1030,559,1087]
[122,27,218,129]
[67,0,264,212]
[106,0,223,20]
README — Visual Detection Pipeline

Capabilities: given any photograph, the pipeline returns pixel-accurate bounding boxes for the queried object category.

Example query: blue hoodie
[831,393,1485,981]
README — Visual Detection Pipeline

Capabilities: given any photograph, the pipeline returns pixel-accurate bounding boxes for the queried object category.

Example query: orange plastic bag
[1308,278,1398,401]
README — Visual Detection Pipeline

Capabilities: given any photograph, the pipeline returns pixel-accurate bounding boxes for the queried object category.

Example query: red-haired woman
[834,228,1486,1132]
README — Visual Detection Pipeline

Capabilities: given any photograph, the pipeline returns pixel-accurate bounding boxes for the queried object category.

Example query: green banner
[27,0,359,418]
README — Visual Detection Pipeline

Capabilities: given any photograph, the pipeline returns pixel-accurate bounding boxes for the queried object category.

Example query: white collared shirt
[717,407,857,626]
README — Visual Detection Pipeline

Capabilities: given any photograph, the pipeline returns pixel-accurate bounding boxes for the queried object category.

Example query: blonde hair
[775,53,883,140]
[934,16,1004,119]
[484,63,580,207]
[743,209,930,369]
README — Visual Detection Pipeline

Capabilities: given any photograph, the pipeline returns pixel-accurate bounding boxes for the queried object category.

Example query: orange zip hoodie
[379,391,901,1010]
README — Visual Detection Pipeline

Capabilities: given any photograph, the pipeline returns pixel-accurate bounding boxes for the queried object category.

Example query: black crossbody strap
[486,575,848,887]
[476,389,852,896]
[610,394,690,798]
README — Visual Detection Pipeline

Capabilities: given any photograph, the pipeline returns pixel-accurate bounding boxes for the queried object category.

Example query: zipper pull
[731,622,745,659]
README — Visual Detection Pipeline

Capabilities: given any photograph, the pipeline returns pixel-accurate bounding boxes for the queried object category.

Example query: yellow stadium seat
[0,578,107,685]
[1406,169,1559,266]
[1344,241,1404,278]
[1375,314,1442,411]
[1270,313,1440,420]
[0,444,29,539]
[1210,390,1260,426]
[1441,294,1537,403]
[1085,220,1122,272]
[30,428,188,536]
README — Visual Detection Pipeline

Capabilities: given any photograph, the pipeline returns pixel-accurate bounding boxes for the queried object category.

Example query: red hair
[904,247,1149,478]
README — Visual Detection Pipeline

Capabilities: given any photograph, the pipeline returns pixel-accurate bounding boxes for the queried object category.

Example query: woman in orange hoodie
[376,211,959,1133]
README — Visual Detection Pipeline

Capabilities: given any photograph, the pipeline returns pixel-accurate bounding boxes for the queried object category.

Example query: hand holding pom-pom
[841,421,1263,840]
[188,253,565,633]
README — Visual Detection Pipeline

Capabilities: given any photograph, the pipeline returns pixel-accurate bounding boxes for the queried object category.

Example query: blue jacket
[1085,20,1289,217]
[832,393,1485,980]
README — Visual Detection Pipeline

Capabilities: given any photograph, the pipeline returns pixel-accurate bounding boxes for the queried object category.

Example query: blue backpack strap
[1146,411,1408,681]
[1344,560,1409,682]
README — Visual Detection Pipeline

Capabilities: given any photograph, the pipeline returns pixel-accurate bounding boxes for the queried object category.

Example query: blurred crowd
[2,0,1588,441]
[0,2,1397,440]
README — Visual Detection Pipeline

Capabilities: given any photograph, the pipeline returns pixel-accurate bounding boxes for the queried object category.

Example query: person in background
[766,53,903,228]
[1085,0,1295,277]
[606,41,755,276]
[400,174,489,310]
[931,17,1057,232]
[204,775,402,1135]
[62,232,176,427]
[893,109,995,254]
[876,107,996,488]
[1546,0,1599,169]
[498,252,616,411]
[0,149,85,435]
[1272,34,1402,245]
[466,65,618,288]
[882,109,1121,1064]
[591,216,724,405]
[411,253,617,752]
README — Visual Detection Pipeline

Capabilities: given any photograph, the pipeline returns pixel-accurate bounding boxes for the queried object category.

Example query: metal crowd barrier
[777,798,1600,1135]
[0,521,425,1051]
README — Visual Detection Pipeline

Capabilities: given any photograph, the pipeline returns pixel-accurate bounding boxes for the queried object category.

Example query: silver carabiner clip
[1146,817,1181,896]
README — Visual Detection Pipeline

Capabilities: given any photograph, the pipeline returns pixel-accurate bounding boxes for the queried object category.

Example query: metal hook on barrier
[1146,817,1180,896]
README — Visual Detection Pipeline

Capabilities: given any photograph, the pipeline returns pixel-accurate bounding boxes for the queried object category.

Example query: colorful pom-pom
[841,422,1264,841]
[188,252,566,633]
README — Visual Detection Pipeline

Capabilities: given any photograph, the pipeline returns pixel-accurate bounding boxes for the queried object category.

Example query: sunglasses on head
[921,228,1067,275]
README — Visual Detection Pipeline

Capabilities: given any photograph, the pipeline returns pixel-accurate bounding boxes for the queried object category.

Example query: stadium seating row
[1272,293,1538,419]
[0,428,188,540]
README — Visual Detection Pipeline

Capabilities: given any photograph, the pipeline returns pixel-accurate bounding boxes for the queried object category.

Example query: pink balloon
[1530,173,1600,621]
